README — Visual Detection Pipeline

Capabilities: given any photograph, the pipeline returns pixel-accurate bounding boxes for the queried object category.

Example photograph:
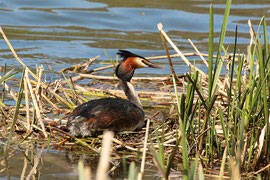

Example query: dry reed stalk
[86,52,207,73]
[138,118,151,180]
[157,23,207,78]
[51,80,74,108]
[60,75,83,85]
[53,80,60,92]
[61,64,85,73]
[189,126,212,155]
[47,125,75,139]
[23,76,31,131]
[0,27,73,109]
[223,60,231,93]
[26,146,44,180]
[41,93,62,112]
[28,78,61,112]
[159,26,178,80]
[83,55,100,71]
[229,158,241,180]
[61,55,100,73]
[0,76,18,101]
[147,53,213,60]
[0,98,6,108]
[111,137,141,152]
[251,163,270,175]
[25,69,48,138]
[149,146,166,178]
[75,138,100,154]
[148,53,180,60]
[0,27,32,76]
[150,130,176,142]
[248,20,255,46]
[74,85,173,97]
[70,85,180,105]
[20,148,29,180]
[248,19,260,79]
[74,93,86,104]
[80,74,170,81]
[0,106,9,127]
[150,52,214,60]
[189,40,225,93]
[58,84,76,107]
[35,66,44,110]
[188,39,209,67]
[60,52,211,86]
[96,131,114,180]
[83,166,92,180]
[61,86,86,104]
[247,20,256,81]
[87,65,114,74]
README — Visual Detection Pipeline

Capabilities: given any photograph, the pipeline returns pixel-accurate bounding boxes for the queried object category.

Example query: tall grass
[152,0,269,179]
[6,68,25,149]
[1,0,269,179]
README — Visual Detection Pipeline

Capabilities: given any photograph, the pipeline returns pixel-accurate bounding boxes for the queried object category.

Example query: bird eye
[141,59,149,67]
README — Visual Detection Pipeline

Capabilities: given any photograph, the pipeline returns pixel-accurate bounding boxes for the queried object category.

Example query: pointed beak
[142,59,165,69]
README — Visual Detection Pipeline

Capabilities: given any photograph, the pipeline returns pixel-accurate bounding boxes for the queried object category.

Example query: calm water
[1,0,270,78]
[0,0,270,179]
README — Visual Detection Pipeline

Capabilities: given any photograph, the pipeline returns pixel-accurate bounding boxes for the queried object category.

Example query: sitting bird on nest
[67,50,163,137]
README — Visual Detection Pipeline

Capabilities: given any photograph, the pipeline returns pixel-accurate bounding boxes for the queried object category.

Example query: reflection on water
[0,143,78,179]
[0,0,269,179]
[0,142,154,179]
[0,142,113,179]
[0,0,269,79]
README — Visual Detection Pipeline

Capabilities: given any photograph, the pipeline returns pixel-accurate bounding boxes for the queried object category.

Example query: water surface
[1,0,269,79]
[0,0,270,179]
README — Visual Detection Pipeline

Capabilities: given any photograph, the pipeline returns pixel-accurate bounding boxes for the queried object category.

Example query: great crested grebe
[67,50,163,137]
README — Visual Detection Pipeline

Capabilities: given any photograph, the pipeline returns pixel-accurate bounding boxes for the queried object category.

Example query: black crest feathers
[117,50,146,60]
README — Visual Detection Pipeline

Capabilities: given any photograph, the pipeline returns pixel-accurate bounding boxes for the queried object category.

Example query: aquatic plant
[0,0,270,179]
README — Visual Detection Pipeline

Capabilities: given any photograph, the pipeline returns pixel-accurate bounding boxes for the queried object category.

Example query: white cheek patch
[135,59,148,68]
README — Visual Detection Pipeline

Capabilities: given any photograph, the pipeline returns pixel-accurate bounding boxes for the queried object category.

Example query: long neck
[120,80,142,109]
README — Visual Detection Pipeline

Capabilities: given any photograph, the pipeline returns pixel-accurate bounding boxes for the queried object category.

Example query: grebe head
[116,50,163,81]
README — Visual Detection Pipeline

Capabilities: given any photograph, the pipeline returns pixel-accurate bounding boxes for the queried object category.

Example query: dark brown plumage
[67,50,163,137]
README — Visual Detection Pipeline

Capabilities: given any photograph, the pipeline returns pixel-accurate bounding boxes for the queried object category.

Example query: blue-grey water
[0,0,270,179]
[1,0,269,79]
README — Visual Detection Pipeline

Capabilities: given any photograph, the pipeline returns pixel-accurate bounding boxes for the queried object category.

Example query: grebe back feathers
[67,50,163,137]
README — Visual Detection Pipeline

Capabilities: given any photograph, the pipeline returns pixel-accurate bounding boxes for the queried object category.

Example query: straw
[157,23,207,78]
[96,131,114,180]
[25,69,48,138]
[0,27,73,109]
[138,118,150,180]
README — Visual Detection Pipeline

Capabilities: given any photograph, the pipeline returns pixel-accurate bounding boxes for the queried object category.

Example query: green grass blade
[211,56,224,97]
[258,37,269,124]
[262,17,270,161]
[7,67,25,147]
[215,0,231,63]
[0,69,18,84]
[263,16,268,60]
[149,146,166,178]
[165,133,181,179]
[122,156,128,178]
[219,147,227,180]
[62,71,77,96]
[189,154,199,180]
[172,75,189,179]
[208,3,214,98]
[211,0,231,97]
[228,25,237,104]
[219,109,230,155]
[128,161,137,180]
